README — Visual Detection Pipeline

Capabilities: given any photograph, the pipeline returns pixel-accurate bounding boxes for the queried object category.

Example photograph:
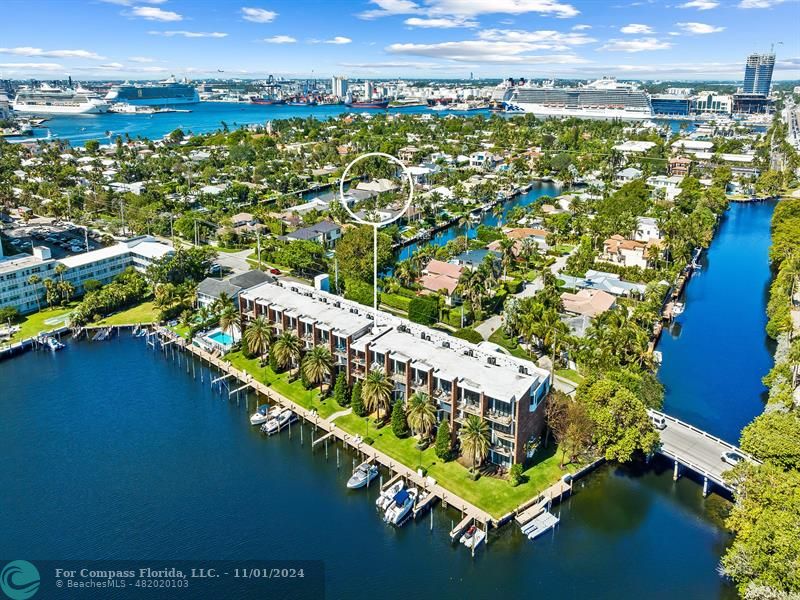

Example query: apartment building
[0,236,172,314]
[239,280,551,468]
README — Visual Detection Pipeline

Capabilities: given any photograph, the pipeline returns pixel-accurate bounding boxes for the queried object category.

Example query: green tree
[351,380,365,416]
[740,412,800,470]
[301,345,334,394]
[218,304,239,340]
[272,331,302,378]
[26,274,42,312]
[334,225,393,284]
[243,316,274,360]
[391,400,409,437]
[546,390,593,468]
[362,369,393,420]
[406,392,437,439]
[435,420,452,460]
[333,372,349,406]
[459,415,491,474]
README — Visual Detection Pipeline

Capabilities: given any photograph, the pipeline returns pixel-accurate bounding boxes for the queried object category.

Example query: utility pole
[256,228,262,270]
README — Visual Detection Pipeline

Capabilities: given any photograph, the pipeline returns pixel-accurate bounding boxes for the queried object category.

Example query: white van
[650,414,667,430]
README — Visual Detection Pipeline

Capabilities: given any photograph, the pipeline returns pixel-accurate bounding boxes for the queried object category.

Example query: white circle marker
[338,152,415,330]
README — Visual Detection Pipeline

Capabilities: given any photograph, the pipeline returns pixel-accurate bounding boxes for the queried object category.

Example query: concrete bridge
[648,409,759,496]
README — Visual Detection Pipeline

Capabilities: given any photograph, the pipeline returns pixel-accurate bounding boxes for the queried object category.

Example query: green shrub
[344,278,376,307]
[408,296,439,325]
[391,400,410,437]
[351,381,365,416]
[435,421,452,460]
[333,372,349,406]
[476,225,503,243]
[509,463,526,486]
[504,279,523,294]
[452,328,483,344]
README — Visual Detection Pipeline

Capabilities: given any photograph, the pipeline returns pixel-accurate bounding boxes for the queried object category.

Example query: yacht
[13,84,109,115]
[346,463,379,489]
[375,480,405,511]
[249,405,270,426]
[383,487,418,525]
[262,408,297,435]
[105,76,199,106]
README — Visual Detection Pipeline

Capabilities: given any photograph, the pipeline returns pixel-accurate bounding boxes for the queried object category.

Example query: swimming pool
[207,331,233,346]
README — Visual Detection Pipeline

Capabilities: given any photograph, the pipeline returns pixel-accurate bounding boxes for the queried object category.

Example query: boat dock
[449,515,473,541]
[153,327,495,534]
[515,478,572,527]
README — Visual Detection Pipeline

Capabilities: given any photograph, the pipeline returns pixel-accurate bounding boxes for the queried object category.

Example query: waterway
[15,101,690,147]
[0,201,774,598]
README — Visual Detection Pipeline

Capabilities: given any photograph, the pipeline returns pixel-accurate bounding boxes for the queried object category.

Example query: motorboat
[460,525,486,549]
[262,408,297,435]
[45,336,65,351]
[383,487,418,526]
[249,404,270,426]
[375,479,405,511]
[346,463,379,489]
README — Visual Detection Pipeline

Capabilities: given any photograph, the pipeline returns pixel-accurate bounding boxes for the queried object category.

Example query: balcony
[492,427,516,444]
[411,378,428,393]
[391,371,406,384]
[334,345,347,355]
[486,410,513,426]
[352,356,366,367]
[491,443,513,458]
[457,401,481,416]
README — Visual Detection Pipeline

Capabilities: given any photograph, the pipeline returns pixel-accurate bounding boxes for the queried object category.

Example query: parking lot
[3,221,102,259]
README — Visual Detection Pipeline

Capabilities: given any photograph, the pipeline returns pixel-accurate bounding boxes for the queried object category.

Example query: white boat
[521,510,560,540]
[460,524,486,549]
[375,479,405,511]
[45,336,65,351]
[346,463,379,489]
[249,404,270,426]
[672,302,685,316]
[383,487,418,526]
[262,408,297,435]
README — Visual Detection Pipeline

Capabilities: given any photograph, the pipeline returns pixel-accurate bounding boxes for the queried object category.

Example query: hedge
[452,328,484,344]
[408,296,439,325]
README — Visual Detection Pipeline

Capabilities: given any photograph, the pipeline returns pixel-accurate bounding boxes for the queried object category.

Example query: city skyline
[0,0,798,81]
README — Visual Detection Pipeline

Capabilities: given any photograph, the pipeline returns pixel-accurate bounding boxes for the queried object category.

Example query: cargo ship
[250,96,285,105]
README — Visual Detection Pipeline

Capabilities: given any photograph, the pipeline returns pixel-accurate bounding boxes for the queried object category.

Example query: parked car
[650,414,667,430]
[721,450,745,466]
[269,268,281,275]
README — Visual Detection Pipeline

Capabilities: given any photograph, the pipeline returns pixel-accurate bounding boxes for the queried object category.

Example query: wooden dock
[449,515,474,541]
[413,490,439,519]
[515,479,572,527]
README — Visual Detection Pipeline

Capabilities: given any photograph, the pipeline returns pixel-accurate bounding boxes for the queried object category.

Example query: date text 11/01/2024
[53,567,309,579]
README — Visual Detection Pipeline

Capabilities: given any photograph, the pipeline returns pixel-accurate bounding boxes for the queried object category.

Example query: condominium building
[239,280,551,468]
[0,236,172,314]
[331,76,348,100]
[743,52,775,96]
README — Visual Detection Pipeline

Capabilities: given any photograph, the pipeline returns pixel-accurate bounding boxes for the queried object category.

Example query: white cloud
[325,36,352,44]
[477,29,595,48]
[738,0,787,7]
[675,21,725,33]
[678,0,719,9]
[572,24,591,30]
[128,56,156,63]
[264,35,296,43]
[360,0,579,20]
[620,24,654,34]
[99,0,165,5]
[241,7,278,22]
[600,37,672,52]
[129,6,183,21]
[0,62,63,71]
[148,30,228,38]
[0,47,105,60]
[404,17,479,27]
[387,40,588,64]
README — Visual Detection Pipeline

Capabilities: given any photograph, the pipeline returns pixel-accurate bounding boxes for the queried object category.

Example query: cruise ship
[12,84,109,115]
[105,76,199,106]
[502,77,653,121]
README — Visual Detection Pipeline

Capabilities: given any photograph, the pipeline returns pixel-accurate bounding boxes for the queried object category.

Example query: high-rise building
[364,79,372,101]
[743,52,775,96]
[331,75,348,100]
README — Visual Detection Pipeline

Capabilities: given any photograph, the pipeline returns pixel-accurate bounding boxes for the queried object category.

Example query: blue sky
[1,0,798,80]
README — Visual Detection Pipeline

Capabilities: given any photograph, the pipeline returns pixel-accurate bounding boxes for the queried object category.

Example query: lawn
[335,412,570,519]
[226,350,345,419]
[95,301,159,326]
[556,368,585,386]
[488,328,531,361]
[7,304,76,343]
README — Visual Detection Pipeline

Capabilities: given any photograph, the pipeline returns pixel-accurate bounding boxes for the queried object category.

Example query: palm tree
[54,263,66,283]
[301,345,334,393]
[498,237,517,278]
[362,368,393,420]
[406,392,437,440]
[27,275,42,311]
[272,331,302,377]
[218,304,239,339]
[459,415,491,474]
[243,316,274,360]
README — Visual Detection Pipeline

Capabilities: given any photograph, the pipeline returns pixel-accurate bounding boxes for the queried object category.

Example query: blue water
[0,338,734,598]
[20,101,692,147]
[208,331,233,345]
[657,201,776,443]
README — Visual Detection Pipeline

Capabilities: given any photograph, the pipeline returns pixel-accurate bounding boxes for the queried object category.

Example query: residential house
[616,167,643,185]
[282,220,342,248]
[602,235,658,269]
[634,217,662,243]
[196,269,273,309]
[418,259,464,305]
[560,289,617,318]
[668,156,692,176]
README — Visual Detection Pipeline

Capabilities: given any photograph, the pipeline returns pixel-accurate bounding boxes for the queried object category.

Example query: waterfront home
[647,175,684,201]
[418,259,463,305]
[230,212,258,229]
[398,146,420,164]
[612,140,657,156]
[559,269,647,297]
[238,279,551,468]
[634,217,663,243]
[356,179,398,194]
[282,220,342,249]
[671,139,714,154]
[668,156,692,176]
[196,270,273,309]
[560,289,617,318]
[469,151,496,170]
[615,167,643,185]
[602,235,658,269]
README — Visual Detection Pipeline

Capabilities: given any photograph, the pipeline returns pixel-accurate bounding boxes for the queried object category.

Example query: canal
[0,202,773,598]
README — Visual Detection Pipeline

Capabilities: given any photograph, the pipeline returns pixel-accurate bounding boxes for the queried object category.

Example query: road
[213,249,255,275]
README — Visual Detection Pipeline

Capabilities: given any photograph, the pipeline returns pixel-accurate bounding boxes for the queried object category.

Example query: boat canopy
[393,490,410,505]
